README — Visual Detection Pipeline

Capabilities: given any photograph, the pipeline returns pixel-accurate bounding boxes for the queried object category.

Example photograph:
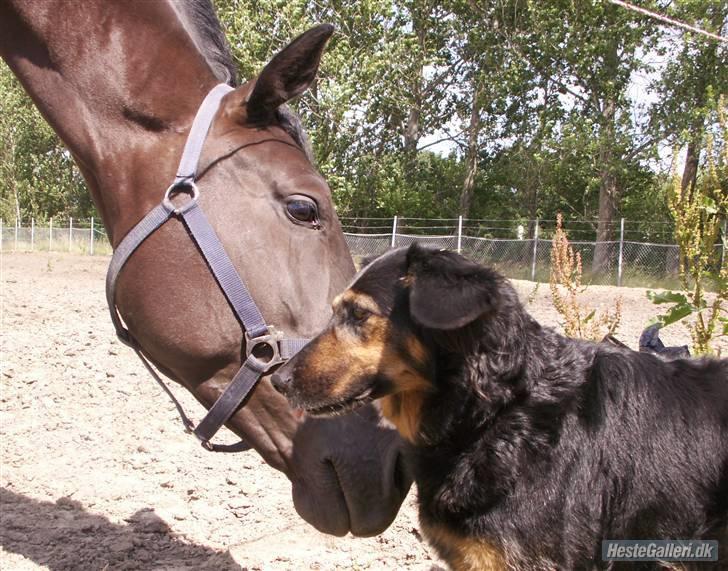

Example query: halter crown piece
[106,84,309,452]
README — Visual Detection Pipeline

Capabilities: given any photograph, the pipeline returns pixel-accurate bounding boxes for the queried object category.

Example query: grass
[1,239,112,256]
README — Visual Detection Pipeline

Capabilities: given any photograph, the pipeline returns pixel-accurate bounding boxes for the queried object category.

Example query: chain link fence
[341,216,725,289]
[2,216,724,289]
[1,218,112,256]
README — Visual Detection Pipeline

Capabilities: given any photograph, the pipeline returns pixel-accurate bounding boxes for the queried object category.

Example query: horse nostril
[271,372,291,395]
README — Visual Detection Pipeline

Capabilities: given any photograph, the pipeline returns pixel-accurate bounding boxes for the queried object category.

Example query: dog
[272,243,728,570]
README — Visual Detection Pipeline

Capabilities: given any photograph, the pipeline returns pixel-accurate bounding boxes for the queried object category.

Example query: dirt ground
[1,252,723,571]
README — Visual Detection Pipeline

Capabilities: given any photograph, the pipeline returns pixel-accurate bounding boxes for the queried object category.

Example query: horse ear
[246,24,334,122]
[406,243,501,330]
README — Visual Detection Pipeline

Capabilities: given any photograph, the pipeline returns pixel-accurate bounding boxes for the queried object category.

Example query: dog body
[273,244,728,570]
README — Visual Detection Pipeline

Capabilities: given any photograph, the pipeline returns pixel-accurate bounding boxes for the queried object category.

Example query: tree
[446,0,535,217]
[648,100,727,356]
[650,0,728,196]
[3,0,719,235]
[0,64,90,222]
[524,1,660,271]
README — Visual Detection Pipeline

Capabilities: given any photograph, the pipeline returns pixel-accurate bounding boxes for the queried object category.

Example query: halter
[106,84,309,452]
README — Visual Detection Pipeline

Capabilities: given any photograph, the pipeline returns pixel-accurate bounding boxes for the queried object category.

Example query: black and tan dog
[272,243,728,570]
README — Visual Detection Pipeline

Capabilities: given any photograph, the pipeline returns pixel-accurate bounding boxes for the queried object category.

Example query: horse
[0,0,409,537]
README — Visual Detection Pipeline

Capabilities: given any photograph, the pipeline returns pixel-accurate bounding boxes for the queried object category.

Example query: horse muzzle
[288,406,411,537]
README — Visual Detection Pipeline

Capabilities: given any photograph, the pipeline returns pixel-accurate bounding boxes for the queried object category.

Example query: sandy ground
[1,252,723,571]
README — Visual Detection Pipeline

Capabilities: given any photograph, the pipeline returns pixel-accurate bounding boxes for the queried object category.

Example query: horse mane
[173,0,238,86]
[173,0,313,161]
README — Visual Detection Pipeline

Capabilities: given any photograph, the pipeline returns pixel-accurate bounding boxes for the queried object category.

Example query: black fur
[362,244,728,569]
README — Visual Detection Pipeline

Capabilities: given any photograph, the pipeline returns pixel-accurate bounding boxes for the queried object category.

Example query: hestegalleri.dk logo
[602,540,718,562]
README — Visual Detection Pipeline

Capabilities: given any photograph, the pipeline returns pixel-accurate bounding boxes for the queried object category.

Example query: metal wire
[3,218,720,289]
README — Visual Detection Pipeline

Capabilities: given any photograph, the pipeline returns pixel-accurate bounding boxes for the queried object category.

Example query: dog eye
[351,306,370,322]
[286,197,319,227]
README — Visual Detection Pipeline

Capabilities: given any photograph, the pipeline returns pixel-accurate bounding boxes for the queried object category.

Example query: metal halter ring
[245,329,283,372]
[162,181,200,215]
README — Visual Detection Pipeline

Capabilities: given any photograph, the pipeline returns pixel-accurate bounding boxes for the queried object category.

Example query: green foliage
[215,0,460,218]
[647,290,701,326]
[1,0,725,238]
[211,0,672,222]
[0,64,91,222]
[647,99,727,356]
[649,1,728,148]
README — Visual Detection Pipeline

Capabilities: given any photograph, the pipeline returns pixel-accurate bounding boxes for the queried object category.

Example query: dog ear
[359,254,379,269]
[406,243,501,330]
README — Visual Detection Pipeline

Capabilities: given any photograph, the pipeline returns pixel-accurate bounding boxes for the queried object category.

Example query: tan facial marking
[379,391,427,443]
[339,290,381,313]
[298,292,433,435]
[331,292,345,311]
[421,522,508,571]
[301,312,390,399]
[404,334,429,369]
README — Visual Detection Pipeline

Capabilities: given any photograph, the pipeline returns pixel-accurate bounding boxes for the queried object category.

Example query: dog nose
[271,371,292,395]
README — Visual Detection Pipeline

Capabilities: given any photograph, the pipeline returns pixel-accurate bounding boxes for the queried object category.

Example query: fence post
[14,218,18,251]
[0,219,3,251]
[90,217,94,255]
[617,217,625,287]
[49,217,53,251]
[68,217,73,252]
[31,218,35,251]
[390,215,398,248]
[530,219,539,281]
[456,216,463,254]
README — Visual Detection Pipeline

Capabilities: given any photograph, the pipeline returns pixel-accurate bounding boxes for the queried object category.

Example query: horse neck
[0,0,219,243]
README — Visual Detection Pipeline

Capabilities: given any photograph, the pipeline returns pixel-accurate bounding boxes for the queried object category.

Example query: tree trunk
[593,96,619,274]
[679,6,722,199]
[403,106,420,154]
[403,12,425,164]
[459,84,481,216]
[13,184,20,223]
[524,79,551,222]
[593,29,620,274]
[680,140,700,197]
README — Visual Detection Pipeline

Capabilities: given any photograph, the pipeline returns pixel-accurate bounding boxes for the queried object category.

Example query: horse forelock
[277,107,315,163]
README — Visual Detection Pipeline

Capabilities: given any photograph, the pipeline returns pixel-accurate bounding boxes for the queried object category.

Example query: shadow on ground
[0,487,241,570]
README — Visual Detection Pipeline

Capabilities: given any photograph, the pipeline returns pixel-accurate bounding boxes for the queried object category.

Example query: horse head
[0,1,409,536]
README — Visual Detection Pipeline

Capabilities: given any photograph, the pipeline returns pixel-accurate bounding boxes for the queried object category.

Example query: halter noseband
[106,84,309,452]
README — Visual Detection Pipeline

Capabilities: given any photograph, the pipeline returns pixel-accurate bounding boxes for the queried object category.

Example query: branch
[417,129,468,152]
[421,59,466,97]
[625,135,658,161]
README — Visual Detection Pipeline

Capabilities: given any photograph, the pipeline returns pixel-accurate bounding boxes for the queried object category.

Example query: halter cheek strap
[106,84,309,452]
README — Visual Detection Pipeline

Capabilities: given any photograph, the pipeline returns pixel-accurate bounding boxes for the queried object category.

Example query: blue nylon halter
[106,84,309,452]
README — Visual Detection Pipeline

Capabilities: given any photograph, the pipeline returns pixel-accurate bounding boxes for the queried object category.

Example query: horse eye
[286,199,319,224]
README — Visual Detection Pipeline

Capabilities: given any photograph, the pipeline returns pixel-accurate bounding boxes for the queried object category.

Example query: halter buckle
[163,181,200,215]
[245,327,284,372]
